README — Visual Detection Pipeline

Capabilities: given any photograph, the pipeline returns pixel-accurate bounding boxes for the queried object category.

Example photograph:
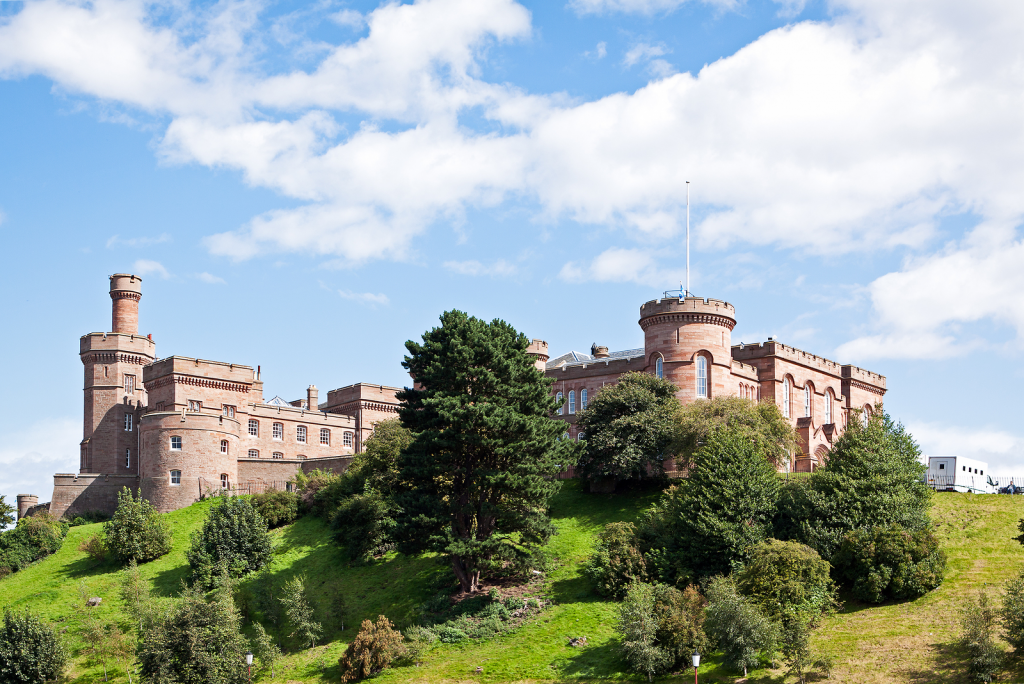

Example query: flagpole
[686,181,690,296]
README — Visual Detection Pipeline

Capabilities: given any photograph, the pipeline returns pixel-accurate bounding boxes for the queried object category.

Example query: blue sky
[2,0,1024,510]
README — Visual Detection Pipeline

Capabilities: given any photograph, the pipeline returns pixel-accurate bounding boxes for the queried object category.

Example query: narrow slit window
[124,413,133,432]
[125,449,131,469]
[805,386,811,417]
[783,379,791,418]
[655,357,663,379]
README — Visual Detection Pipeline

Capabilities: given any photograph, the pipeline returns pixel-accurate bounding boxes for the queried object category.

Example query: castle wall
[245,404,355,459]
[50,473,139,519]
[323,383,402,451]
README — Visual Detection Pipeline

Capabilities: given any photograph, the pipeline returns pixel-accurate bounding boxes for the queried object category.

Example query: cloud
[907,421,1024,475]
[106,233,171,248]
[559,247,684,287]
[622,43,668,68]
[583,41,607,60]
[444,259,517,277]
[195,272,226,284]
[0,418,80,525]
[330,9,365,30]
[569,0,736,14]
[338,289,389,306]
[132,259,169,279]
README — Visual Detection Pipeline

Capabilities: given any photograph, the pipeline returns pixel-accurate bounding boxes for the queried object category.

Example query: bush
[704,576,777,678]
[585,522,648,598]
[279,575,322,649]
[737,539,837,623]
[1002,566,1024,652]
[79,533,108,563]
[104,487,172,564]
[186,493,272,588]
[69,510,110,527]
[250,490,299,528]
[831,526,945,603]
[617,582,673,681]
[294,469,358,519]
[435,625,467,643]
[347,418,413,496]
[652,584,709,669]
[331,491,398,562]
[672,396,797,469]
[958,591,1001,683]
[0,609,69,684]
[339,615,405,682]
[0,512,69,577]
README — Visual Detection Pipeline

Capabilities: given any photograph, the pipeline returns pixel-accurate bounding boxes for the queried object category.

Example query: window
[272,422,284,440]
[248,419,259,437]
[248,449,259,459]
[655,356,663,379]
[221,474,229,489]
[124,412,133,432]
[222,405,235,418]
[862,406,871,427]
[297,454,307,460]
[581,389,588,410]
[170,470,181,485]
[577,432,586,441]
[188,400,201,412]
[343,431,354,447]
[320,428,331,445]
[124,374,136,394]
[697,356,708,398]
[782,379,791,418]
[220,440,229,454]
[170,436,182,450]
[272,452,284,459]
[939,463,945,470]
[824,390,833,424]
[805,386,811,418]
[556,392,564,415]
[568,390,576,414]
[297,425,307,444]
[125,449,130,469]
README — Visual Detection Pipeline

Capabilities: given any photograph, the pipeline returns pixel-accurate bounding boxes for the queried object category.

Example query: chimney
[307,385,319,412]
[592,344,610,358]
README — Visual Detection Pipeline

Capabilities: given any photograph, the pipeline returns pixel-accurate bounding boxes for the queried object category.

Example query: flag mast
[686,180,690,296]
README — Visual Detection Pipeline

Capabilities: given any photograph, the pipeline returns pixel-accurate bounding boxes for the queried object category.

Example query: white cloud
[908,421,1024,476]
[338,289,389,306]
[330,9,365,30]
[107,233,171,248]
[569,0,736,14]
[559,247,684,287]
[622,42,667,68]
[0,418,79,523]
[444,259,517,277]
[132,259,169,279]
[583,41,607,60]
[195,272,226,284]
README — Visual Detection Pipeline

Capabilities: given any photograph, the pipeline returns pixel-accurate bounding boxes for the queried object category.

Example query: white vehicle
[926,456,994,494]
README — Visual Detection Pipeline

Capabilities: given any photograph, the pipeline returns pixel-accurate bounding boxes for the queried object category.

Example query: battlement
[80,332,156,356]
[143,356,255,386]
[732,340,845,376]
[324,383,403,412]
[639,296,736,330]
[250,402,355,426]
[841,364,887,388]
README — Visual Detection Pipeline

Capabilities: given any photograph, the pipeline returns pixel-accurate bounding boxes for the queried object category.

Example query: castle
[15,278,887,521]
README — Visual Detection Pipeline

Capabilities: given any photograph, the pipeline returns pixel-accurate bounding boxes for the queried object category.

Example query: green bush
[958,591,1001,683]
[79,533,108,563]
[339,616,406,682]
[831,526,945,603]
[652,584,709,669]
[0,512,69,577]
[0,609,69,684]
[294,469,359,519]
[435,625,467,643]
[1001,566,1024,652]
[617,582,673,681]
[186,493,272,588]
[104,488,172,564]
[68,510,110,526]
[331,490,397,562]
[250,490,299,528]
[584,522,648,597]
[737,539,837,623]
[704,576,777,678]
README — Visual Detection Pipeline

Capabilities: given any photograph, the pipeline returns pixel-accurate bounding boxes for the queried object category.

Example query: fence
[923,474,1024,494]
[234,481,292,495]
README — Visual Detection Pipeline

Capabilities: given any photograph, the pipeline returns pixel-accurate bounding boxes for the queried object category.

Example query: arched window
[568,390,576,414]
[824,390,833,424]
[655,356,663,379]
[696,356,708,398]
[581,389,588,410]
[862,405,871,427]
[556,392,564,415]
[220,473,229,489]
[248,449,259,458]
[220,440,229,454]
[577,432,586,441]
[805,385,811,418]
[783,379,791,418]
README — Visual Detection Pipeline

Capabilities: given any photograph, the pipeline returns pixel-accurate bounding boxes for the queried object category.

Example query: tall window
[221,474,229,488]
[655,356,663,379]
[862,406,871,427]
[222,405,235,418]
[581,389,588,410]
[248,419,259,436]
[568,390,576,414]
[696,356,708,398]
[170,470,181,485]
[170,436,182,450]
[272,422,284,440]
[124,374,136,394]
[824,390,832,424]
[272,452,284,459]
[124,413,133,432]
[320,428,331,445]
[188,400,201,412]
[556,392,564,415]
[783,379,791,418]
[297,426,307,443]
[248,449,259,458]
[125,449,130,469]
[577,432,586,441]
[343,432,354,447]
[220,440,229,454]
[805,386,811,418]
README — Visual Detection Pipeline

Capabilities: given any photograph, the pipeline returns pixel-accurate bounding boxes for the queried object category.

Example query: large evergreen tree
[394,310,576,593]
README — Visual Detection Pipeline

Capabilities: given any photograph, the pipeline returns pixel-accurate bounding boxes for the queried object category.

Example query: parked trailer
[926,456,994,494]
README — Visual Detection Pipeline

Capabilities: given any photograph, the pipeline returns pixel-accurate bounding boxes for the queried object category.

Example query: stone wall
[50,473,139,519]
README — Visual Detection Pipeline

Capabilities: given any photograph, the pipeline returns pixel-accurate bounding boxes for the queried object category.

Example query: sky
[2,0,1024,512]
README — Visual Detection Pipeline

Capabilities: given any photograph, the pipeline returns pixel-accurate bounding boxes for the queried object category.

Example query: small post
[246,650,253,684]
[692,651,701,684]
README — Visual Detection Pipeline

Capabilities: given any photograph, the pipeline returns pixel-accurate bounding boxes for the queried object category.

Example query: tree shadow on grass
[59,555,118,581]
[895,641,963,683]
[151,559,192,597]
[556,638,628,678]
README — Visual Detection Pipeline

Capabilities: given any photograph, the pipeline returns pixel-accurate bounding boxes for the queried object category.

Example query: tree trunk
[451,557,479,593]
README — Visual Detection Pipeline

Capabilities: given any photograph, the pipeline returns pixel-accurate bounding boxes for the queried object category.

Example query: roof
[263,396,291,407]
[546,347,645,370]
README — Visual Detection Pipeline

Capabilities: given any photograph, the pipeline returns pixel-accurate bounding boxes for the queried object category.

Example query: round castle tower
[110,273,143,334]
[639,295,737,403]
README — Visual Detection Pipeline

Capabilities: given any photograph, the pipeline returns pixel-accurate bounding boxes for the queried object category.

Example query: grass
[3,486,1024,683]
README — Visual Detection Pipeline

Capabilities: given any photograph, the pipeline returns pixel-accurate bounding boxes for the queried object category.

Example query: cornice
[639,311,736,331]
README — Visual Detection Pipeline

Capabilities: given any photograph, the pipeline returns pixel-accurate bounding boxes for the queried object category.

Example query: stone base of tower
[49,473,140,520]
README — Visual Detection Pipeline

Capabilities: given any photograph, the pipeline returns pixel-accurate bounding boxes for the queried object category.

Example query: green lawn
[4,486,1024,683]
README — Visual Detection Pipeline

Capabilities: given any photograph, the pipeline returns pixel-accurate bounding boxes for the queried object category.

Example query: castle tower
[526,339,549,372]
[16,494,38,520]
[79,274,156,476]
[639,296,736,404]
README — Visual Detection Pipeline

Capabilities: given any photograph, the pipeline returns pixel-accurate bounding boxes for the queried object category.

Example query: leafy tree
[736,539,837,624]
[395,310,576,593]
[958,591,1001,683]
[138,584,248,684]
[673,396,797,469]
[704,576,777,678]
[584,522,649,598]
[0,495,14,530]
[280,575,322,649]
[250,490,299,529]
[0,511,69,578]
[1002,566,1024,652]
[338,616,405,683]
[641,428,780,580]
[0,609,69,684]
[775,409,931,559]
[617,582,673,682]
[104,487,172,564]
[831,526,945,603]
[119,559,156,634]
[574,371,679,484]
[251,622,282,679]
[331,492,398,562]
[186,492,272,588]
[350,418,413,496]
[652,584,709,670]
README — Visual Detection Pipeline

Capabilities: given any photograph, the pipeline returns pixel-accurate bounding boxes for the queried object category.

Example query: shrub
[736,539,837,623]
[251,622,282,679]
[79,533,108,562]
[104,487,172,564]
[348,418,413,497]
[0,609,69,684]
[339,616,405,682]
[1002,566,1024,651]
[585,522,648,598]
[704,576,777,677]
[0,511,69,577]
[958,591,1001,683]
[435,625,467,643]
[331,491,397,562]
[0,496,14,531]
[250,490,299,528]
[279,575,322,649]
[617,582,673,682]
[68,510,111,526]
[293,469,357,519]
[672,396,797,469]
[186,493,272,588]
[831,526,945,603]
[652,584,709,669]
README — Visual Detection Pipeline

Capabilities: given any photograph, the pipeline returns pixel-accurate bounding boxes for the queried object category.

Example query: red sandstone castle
[540,291,887,473]
[15,278,887,522]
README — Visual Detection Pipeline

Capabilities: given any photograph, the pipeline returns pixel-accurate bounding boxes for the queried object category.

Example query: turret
[109,273,143,334]
[16,494,38,521]
[526,339,549,372]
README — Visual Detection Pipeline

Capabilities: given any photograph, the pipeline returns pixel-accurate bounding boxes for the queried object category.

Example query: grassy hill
[3,483,1024,683]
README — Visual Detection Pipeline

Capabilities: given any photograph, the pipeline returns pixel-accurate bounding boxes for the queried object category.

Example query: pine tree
[395,310,577,593]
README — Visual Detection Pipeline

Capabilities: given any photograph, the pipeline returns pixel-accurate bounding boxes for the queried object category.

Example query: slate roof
[546,347,645,370]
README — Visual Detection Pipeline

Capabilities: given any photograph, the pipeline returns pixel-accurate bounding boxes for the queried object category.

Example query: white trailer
[926,456,994,494]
